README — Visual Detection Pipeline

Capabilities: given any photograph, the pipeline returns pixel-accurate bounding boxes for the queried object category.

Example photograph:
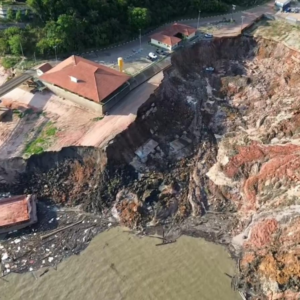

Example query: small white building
[36,63,52,77]
[150,23,197,51]
[274,0,291,8]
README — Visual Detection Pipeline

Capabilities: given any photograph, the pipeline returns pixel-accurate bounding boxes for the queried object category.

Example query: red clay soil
[224,142,300,212]
[244,218,278,250]
[115,199,142,228]
[0,195,30,227]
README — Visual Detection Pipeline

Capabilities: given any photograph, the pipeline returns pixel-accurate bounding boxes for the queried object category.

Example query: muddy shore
[0,227,241,300]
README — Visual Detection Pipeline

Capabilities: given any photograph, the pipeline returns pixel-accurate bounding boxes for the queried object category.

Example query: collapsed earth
[1,23,300,299]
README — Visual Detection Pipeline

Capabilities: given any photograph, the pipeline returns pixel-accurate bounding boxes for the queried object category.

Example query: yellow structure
[118,57,124,72]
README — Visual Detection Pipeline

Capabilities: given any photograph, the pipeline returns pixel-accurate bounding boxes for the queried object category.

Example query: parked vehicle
[205,67,214,72]
[204,33,213,38]
[148,52,158,59]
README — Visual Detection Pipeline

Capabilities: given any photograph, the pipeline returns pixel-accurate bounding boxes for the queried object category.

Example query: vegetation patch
[1,56,20,69]
[0,0,266,61]
[92,116,104,121]
[23,121,57,156]
[248,19,300,51]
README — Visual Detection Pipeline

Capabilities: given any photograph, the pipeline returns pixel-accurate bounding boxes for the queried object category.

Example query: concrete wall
[187,32,195,39]
[43,82,104,115]
[129,56,171,90]
[151,39,173,50]
[102,83,131,113]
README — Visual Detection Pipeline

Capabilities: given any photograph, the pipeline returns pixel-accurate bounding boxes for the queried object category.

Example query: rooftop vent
[70,76,78,83]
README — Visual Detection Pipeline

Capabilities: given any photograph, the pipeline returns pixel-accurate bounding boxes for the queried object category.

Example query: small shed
[0,194,37,234]
[36,63,52,77]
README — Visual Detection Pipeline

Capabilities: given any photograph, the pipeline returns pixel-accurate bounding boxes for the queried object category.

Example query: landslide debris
[1,33,300,299]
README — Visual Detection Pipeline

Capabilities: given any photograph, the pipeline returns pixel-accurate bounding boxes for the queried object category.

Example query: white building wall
[42,82,104,115]
[187,32,195,39]
[36,70,43,77]
[150,39,173,50]
[275,0,291,7]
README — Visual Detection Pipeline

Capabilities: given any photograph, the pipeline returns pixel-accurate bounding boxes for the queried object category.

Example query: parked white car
[205,67,214,72]
[204,33,213,38]
[148,52,158,59]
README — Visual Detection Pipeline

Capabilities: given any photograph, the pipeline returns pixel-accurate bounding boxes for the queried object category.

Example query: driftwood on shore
[41,219,84,240]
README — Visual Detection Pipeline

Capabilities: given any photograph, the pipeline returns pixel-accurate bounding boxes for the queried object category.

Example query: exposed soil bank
[1,34,300,298]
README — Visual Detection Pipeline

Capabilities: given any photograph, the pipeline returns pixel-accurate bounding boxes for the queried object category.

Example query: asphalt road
[0,72,33,98]
[81,1,274,66]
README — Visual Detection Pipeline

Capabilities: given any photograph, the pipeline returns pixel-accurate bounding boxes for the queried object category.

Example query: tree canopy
[0,0,265,59]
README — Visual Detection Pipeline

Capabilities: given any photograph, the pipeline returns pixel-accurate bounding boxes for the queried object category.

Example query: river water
[0,227,240,300]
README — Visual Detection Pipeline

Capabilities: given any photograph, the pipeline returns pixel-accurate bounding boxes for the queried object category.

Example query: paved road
[82,1,274,66]
[0,72,33,98]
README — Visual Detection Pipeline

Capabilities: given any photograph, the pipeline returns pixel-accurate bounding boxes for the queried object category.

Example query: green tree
[0,38,9,55]
[1,57,21,69]
[25,9,30,20]
[7,8,15,20]
[128,7,150,30]
[16,10,23,22]
[36,38,49,55]
[4,27,21,37]
[8,34,24,55]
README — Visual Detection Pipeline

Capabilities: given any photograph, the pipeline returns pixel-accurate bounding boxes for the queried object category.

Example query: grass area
[92,116,104,121]
[23,121,57,156]
[1,56,21,69]
[16,58,47,70]
[13,108,34,118]
[248,19,300,51]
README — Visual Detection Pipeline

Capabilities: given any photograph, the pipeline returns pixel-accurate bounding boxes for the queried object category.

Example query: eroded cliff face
[1,35,300,298]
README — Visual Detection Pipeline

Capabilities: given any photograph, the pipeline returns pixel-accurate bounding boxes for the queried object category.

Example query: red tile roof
[40,56,131,103]
[151,23,197,46]
[150,33,181,47]
[0,195,30,227]
[36,63,52,73]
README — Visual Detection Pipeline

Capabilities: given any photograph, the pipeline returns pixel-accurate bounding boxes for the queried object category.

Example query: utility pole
[139,28,142,51]
[19,41,24,57]
[197,10,201,29]
[54,45,57,62]
[232,4,236,21]
[33,51,36,63]
[241,16,245,33]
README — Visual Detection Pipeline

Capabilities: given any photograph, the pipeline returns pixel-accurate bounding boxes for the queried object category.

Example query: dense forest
[0,0,265,61]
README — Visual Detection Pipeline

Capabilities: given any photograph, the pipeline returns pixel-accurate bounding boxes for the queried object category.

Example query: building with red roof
[40,55,131,114]
[150,23,197,50]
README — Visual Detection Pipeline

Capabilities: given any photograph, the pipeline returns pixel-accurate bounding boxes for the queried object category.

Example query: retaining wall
[129,57,171,90]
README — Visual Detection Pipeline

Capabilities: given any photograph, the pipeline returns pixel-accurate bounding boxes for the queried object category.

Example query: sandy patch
[0,87,98,158]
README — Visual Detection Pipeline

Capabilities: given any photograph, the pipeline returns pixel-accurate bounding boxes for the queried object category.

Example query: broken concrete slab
[135,139,159,163]
[169,139,186,152]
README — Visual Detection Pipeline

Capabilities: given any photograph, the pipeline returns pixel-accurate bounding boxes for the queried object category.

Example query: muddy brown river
[0,227,240,300]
